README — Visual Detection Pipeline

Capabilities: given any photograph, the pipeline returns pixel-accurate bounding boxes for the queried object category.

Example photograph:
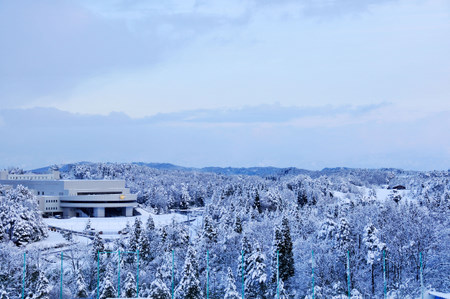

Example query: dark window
[42,191,45,195]
[77,191,122,195]
[38,191,40,195]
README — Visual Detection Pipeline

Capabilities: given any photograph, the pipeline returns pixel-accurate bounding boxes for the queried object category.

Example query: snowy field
[30,208,201,250]
[43,208,189,234]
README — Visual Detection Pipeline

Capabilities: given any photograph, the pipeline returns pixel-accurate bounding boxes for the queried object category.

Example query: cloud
[143,102,390,125]
[0,104,448,171]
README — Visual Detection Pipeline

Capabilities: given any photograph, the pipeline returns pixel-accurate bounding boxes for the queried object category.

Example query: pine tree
[246,242,267,299]
[129,217,143,253]
[76,269,89,298]
[92,232,105,262]
[122,272,137,298]
[297,190,308,208]
[146,215,156,231]
[180,184,190,210]
[275,279,289,299]
[280,217,294,282]
[100,265,116,299]
[336,218,352,253]
[253,190,262,214]
[234,215,243,234]
[270,218,294,290]
[363,223,384,296]
[203,215,217,244]
[138,229,151,261]
[175,246,203,299]
[238,235,253,280]
[149,268,171,299]
[270,226,282,285]
[224,267,240,299]
[34,271,51,299]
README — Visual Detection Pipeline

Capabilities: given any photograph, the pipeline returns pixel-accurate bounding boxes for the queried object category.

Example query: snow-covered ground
[43,208,189,235]
[26,231,89,251]
[31,208,199,250]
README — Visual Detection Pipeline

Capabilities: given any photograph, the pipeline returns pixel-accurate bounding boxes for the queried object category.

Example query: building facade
[0,171,137,218]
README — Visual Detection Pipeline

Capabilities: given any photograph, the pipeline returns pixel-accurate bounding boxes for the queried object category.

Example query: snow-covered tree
[34,271,51,299]
[76,269,89,298]
[149,267,171,299]
[246,242,267,299]
[203,215,217,244]
[92,232,105,262]
[138,229,151,261]
[224,267,240,299]
[146,215,156,231]
[234,215,243,234]
[275,279,289,299]
[100,265,116,299]
[122,271,137,298]
[280,216,294,282]
[128,217,143,254]
[363,223,385,295]
[175,246,203,299]
[253,190,262,214]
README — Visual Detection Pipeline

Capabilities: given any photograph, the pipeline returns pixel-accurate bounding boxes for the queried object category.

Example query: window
[42,191,44,195]
[38,191,40,195]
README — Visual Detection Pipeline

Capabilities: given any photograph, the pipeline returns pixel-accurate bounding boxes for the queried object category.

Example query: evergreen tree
[100,265,116,299]
[180,184,191,210]
[336,218,352,253]
[280,217,294,282]
[146,215,156,231]
[138,229,151,261]
[234,215,243,234]
[92,232,105,262]
[246,242,267,299]
[122,271,137,298]
[253,190,262,214]
[238,235,253,280]
[297,190,308,208]
[175,246,203,299]
[363,223,384,296]
[203,215,217,244]
[76,269,89,298]
[224,267,240,299]
[34,271,51,299]
[149,267,171,299]
[275,279,289,299]
[270,226,282,285]
[129,218,143,253]
[270,217,294,290]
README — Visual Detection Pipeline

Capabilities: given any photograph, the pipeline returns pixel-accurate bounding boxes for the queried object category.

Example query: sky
[0,0,449,170]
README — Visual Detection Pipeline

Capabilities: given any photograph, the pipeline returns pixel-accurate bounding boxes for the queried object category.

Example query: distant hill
[30,161,417,179]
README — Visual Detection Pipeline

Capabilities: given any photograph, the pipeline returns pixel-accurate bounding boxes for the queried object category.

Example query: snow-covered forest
[0,162,449,298]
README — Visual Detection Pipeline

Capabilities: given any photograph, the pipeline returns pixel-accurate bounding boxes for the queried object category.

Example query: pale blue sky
[0,0,449,170]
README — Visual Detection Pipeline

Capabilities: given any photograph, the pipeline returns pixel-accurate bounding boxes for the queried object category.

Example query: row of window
[38,191,64,196]
[46,207,58,211]
[9,176,51,180]
[45,199,58,203]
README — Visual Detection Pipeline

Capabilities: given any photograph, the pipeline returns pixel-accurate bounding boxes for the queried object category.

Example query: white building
[0,170,137,218]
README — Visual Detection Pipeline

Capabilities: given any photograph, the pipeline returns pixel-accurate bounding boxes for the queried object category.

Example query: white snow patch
[43,208,189,235]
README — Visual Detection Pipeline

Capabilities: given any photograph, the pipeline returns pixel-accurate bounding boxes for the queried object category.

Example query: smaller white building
[0,170,137,218]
